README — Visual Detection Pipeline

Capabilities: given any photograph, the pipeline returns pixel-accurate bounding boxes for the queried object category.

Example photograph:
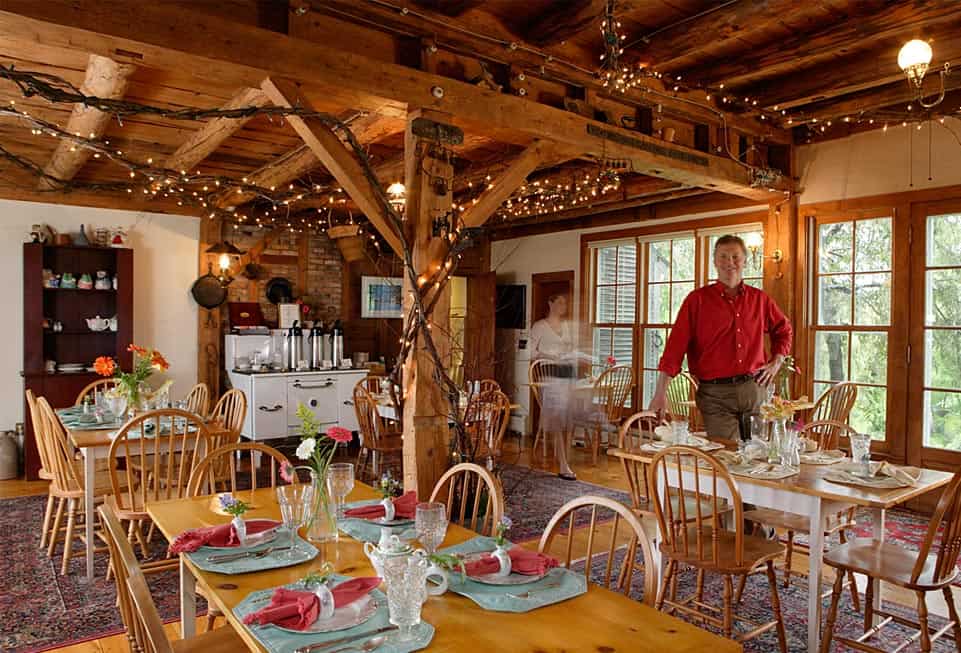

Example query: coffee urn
[308,321,324,369]
[331,320,344,367]
[284,320,304,370]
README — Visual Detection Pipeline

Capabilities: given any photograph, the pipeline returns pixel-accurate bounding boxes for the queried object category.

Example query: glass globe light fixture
[898,39,933,88]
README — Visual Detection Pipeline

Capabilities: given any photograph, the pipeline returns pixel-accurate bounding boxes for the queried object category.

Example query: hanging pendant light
[897,39,950,108]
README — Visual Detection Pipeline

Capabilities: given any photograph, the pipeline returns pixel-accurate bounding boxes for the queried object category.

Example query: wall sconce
[744,232,783,274]
[205,240,244,286]
[387,181,406,215]
[898,39,950,108]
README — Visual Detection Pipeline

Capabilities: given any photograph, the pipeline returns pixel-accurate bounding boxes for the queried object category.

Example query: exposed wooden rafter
[459,140,553,228]
[38,53,134,188]
[521,0,601,47]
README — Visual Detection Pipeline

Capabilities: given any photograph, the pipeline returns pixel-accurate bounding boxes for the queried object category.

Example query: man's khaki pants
[695,378,766,441]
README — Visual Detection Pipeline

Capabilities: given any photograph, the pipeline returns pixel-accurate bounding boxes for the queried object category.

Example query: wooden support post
[197,217,223,398]
[401,108,454,498]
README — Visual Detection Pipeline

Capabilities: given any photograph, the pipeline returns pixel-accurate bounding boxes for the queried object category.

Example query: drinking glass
[327,463,355,519]
[750,415,768,442]
[849,432,872,477]
[671,418,690,445]
[383,555,429,642]
[414,502,448,554]
[276,483,314,559]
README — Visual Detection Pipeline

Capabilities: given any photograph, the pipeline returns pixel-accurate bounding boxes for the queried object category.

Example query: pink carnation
[280,460,295,483]
[326,426,353,443]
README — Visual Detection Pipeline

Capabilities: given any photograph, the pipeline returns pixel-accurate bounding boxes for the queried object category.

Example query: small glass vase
[767,418,786,464]
[308,470,338,545]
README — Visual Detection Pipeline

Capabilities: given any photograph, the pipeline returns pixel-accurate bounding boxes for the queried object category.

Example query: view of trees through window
[813,217,891,439]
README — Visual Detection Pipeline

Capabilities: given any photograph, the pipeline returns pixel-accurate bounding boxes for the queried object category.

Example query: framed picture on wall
[361,276,404,318]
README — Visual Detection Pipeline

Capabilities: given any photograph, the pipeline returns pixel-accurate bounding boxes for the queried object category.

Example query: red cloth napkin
[343,491,418,520]
[167,519,278,554]
[464,546,559,577]
[241,578,381,630]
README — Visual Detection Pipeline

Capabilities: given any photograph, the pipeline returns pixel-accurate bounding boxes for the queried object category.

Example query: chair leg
[591,428,600,466]
[47,497,66,557]
[722,574,734,639]
[40,492,55,550]
[205,611,218,632]
[61,498,77,575]
[695,569,705,603]
[734,572,747,605]
[941,586,961,648]
[783,531,794,588]
[846,570,861,613]
[917,590,932,652]
[765,561,788,653]
[655,559,675,611]
[819,568,845,653]
[863,575,874,632]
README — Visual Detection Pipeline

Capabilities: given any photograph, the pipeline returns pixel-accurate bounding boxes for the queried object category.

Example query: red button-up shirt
[658,282,793,381]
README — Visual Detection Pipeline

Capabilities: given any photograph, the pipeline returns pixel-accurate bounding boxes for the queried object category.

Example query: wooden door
[529,271,574,432]
[464,272,496,381]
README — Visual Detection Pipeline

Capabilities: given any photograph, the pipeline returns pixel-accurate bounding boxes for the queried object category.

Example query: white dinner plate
[271,594,378,634]
[202,519,280,550]
[461,551,549,586]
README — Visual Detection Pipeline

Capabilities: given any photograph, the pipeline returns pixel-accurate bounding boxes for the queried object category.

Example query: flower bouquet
[759,394,809,421]
[94,344,169,417]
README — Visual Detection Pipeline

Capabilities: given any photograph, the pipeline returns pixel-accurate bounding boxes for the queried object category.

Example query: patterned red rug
[0,495,203,653]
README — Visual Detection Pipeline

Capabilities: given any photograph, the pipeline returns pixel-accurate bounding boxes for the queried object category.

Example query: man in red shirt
[649,235,793,440]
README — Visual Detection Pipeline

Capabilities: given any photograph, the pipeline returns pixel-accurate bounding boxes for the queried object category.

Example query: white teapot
[85,315,110,331]
[364,530,447,595]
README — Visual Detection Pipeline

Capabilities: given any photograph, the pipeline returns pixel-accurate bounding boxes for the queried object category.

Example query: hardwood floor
[3,435,956,651]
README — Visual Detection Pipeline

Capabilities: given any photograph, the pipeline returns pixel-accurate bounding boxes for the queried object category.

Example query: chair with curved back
[75,378,119,406]
[538,495,656,604]
[464,389,511,469]
[578,364,634,465]
[615,410,663,509]
[107,408,211,572]
[812,381,858,424]
[26,390,56,551]
[820,470,961,653]
[183,382,211,416]
[360,376,399,434]
[429,462,504,537]
[740,419,861,605]
[648,446,788,651]
[529,359,567,458]
[353,384,403,481]
[476,379,501,394]
[665,372,702,431]
[97,502,245,653]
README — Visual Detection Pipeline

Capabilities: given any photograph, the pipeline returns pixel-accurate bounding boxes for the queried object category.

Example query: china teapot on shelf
[85,315,110,332]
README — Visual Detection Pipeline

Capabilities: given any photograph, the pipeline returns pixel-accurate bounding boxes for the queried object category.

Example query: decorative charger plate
[202,519,280,550]
[460,551,549,586]
[269,593,378,634]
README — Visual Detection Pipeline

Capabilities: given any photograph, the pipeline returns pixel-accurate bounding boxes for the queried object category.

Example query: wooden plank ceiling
[0,0,953,238]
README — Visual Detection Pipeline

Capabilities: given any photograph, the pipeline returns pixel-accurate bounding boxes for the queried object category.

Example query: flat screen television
[495,284,526,329]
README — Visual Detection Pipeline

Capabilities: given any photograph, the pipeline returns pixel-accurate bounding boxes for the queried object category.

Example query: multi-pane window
[812,218,892,438]
[706,230,764,288]
[922,213,961,450]
[591,243,636,381]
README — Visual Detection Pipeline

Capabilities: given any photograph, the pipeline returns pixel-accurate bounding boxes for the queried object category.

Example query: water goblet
[671,418,690,445]
[749,415,768,442]
[414,502,448,554]
[276,483,314,559]
[849,432,872,477]
[383,555,429,642]
[327,462,355,519]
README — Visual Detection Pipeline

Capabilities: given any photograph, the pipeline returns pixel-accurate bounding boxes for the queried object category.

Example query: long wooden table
[147,484,743,652]
[65,419,230,580]
[609,446,953,653]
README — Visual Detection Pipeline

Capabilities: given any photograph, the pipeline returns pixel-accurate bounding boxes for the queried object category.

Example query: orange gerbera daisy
[93,356,116,377]
[127,344,147,355]
[150,351,169,371]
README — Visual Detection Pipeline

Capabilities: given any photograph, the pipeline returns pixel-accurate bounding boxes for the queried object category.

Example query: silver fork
[506,582,561,599]
[206,546,289,563]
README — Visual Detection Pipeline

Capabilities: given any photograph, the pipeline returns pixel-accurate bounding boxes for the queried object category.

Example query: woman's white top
[530,318,574,360]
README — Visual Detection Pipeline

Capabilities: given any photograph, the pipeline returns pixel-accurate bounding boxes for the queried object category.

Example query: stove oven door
[287,376,338,432]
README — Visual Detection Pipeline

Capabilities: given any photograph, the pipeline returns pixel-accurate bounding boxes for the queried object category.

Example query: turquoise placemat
[187,533,318,575]
[438,536,588,612]
[56,407,124,430]
[339,499,417,544]
[233,575,434,653]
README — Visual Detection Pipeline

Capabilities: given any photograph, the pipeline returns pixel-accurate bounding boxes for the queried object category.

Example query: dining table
[148,483,744,652]
[608,443,953,653]
[60,407,231,580]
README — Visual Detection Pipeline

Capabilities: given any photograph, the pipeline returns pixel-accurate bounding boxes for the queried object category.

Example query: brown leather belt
[699,373,755,385]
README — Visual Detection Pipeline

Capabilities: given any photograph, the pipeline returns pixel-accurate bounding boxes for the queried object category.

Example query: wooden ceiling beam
[408,0,485,17]
[0,0,791,200]
[459,140,553,229]
[163,86,268,174]
[214,144,316,208]
[38,53,135,189]
[261,76,403,254]
[521,0,601,47]
[682,0,961,91]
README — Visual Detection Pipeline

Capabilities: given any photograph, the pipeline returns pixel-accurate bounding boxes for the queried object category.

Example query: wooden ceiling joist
[261,76,403,254]
[38,53,134,189]
[163,86,268,174]
[214,144,318,209]
[459,140,553,229]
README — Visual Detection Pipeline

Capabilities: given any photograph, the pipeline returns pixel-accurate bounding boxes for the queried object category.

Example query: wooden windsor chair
[812,381,858,424]
[576,365,634,465]
[98,503,244,653]
[648,445,788,652]
[182,382,211,416]
[106,408,211,573]
[26,390,56,551]
[464,389,511,470]
[36,396,112,574]
[429,462,504,537]
[820,470,961,653]
[539,495,656,604]
[476,379,501,394]
[75,377,119,406]
[353,385,403,481]
[666,371,702,431]
[359,376,399,435]
[203,389,248,490]
[740,419,862,607]
[529,359,569,458]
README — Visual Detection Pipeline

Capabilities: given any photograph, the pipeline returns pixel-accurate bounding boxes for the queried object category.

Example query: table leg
[83,448,96,581]
[180,556,197,639]
[870,507,885,625]
[806,499,826,653]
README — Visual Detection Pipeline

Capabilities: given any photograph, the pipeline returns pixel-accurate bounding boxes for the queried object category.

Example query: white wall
[798,116,961,204]
[0,199,200,430]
